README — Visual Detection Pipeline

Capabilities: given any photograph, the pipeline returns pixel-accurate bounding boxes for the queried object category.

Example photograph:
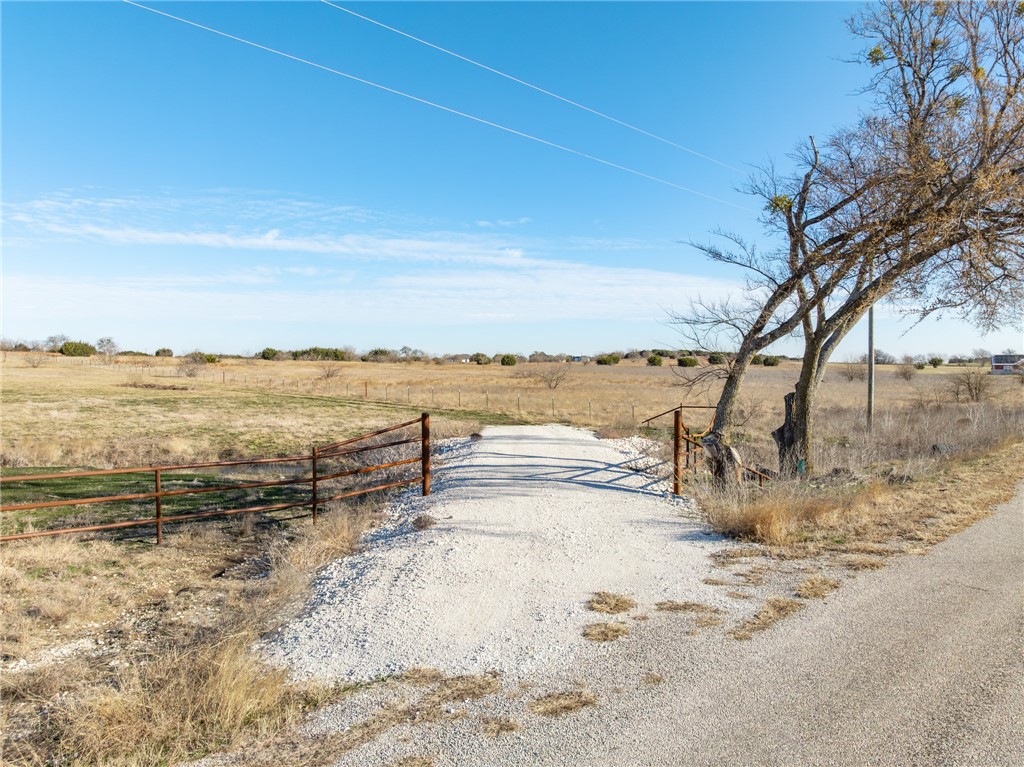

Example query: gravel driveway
[265,424,730,683]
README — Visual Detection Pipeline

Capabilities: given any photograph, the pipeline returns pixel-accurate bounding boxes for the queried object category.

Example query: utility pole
[867,260,875,433]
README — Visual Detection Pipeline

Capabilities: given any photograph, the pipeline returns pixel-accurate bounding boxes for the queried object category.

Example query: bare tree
[673,1,1023,477]
[949,367,992,402]
[25,350,48,368]
[837,357,869,382]
[320,360,343,380]
[96,337,119,364]
[535,363,572,390]
[45,334,69,352]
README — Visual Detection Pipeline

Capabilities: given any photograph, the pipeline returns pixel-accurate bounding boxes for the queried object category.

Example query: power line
[122,1,754,212]
[321,1,744,175]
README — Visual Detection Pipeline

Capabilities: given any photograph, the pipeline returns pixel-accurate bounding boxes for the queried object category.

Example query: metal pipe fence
[641,405,771,492]
[0,414,431,544]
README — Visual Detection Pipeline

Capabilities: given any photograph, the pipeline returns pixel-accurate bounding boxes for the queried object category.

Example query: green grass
[0,466,314,536]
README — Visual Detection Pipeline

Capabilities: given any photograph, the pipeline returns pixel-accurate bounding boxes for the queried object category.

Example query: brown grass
[582,621,630,642]
[694,481,845,547]
[480,716,521,737]
[586,591,636,614]
[642,672,665,685]
[1,505,376,765]
[654,600,721,614]
[528,689,598,717]
[402,667,446,686]
[729,596,804,640]
[795,574,841,599]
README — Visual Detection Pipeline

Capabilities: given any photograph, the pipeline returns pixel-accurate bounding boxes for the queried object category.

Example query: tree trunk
[773,343,822,478]
[772,391,800,477]
[701,431,743,486]
[712,354,754,435]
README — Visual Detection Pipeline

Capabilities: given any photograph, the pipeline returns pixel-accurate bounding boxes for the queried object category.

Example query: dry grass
[693,481,847,547]
[654,600,721,614]
[795,574,842,599]
[528,689,598,717]
[586,591,636,614]
[694,439,1024,565]
[694,615,725,629]
[388,758,436,767]
[582,621,630,642]
[642,672,665,685]
[480,716,521,737]
[402,667,446,686]
[729,597,804,640]
[0,505,376,765]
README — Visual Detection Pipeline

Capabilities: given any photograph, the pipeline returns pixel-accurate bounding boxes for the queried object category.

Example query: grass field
[5,352,1020,469]
[1,351,1022,765]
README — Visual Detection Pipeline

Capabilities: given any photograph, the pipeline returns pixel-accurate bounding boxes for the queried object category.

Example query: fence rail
[0,414,431,544]
[642,405,771,492]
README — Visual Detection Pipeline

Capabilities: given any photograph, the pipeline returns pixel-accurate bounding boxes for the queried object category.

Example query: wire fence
[43,357,709,424]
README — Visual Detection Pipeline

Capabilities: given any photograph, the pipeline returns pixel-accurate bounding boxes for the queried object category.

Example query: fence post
[421,413,431,496]
[311,447,319,525]
[673,409,683,496]
[155,468,163,544]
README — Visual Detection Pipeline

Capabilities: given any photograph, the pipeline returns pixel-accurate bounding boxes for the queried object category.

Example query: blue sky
[2,0,1020,357]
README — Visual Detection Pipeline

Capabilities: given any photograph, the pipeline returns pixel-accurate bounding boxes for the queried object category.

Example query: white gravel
[263,424,730,683]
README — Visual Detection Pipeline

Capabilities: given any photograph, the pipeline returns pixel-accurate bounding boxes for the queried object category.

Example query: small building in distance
[991,353,1024,374]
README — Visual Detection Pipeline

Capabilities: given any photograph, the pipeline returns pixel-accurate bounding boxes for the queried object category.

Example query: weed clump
[586,591,636,614]
[582,621,630,642]
[528,689,598,717]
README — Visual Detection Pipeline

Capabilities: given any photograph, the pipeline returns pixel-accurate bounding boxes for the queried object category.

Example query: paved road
[594,482,1024,766]
[488,481,1024,767]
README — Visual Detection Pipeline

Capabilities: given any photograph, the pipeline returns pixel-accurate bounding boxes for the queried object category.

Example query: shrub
[594,354,621,366]
[499,354,517,367]
[678,356,699,367]
[896,357,918,380]
[259,347,280,361]
[647,354,663,367]
[292,346,355,361]
[58,341,96,357]
[470,352,491,365]
[155,348,173,357]
[706,353,726,365]
[838,360,868,381]
[751,354,765,365]
[651,349,676,359]
[949,368,992,402]
[762,356,781,367]
[928,356,944,368]
[364,348,396,363]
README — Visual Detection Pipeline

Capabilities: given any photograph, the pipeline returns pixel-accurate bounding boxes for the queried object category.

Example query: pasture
[3,351,1021,473]
[1,351,1022,765]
